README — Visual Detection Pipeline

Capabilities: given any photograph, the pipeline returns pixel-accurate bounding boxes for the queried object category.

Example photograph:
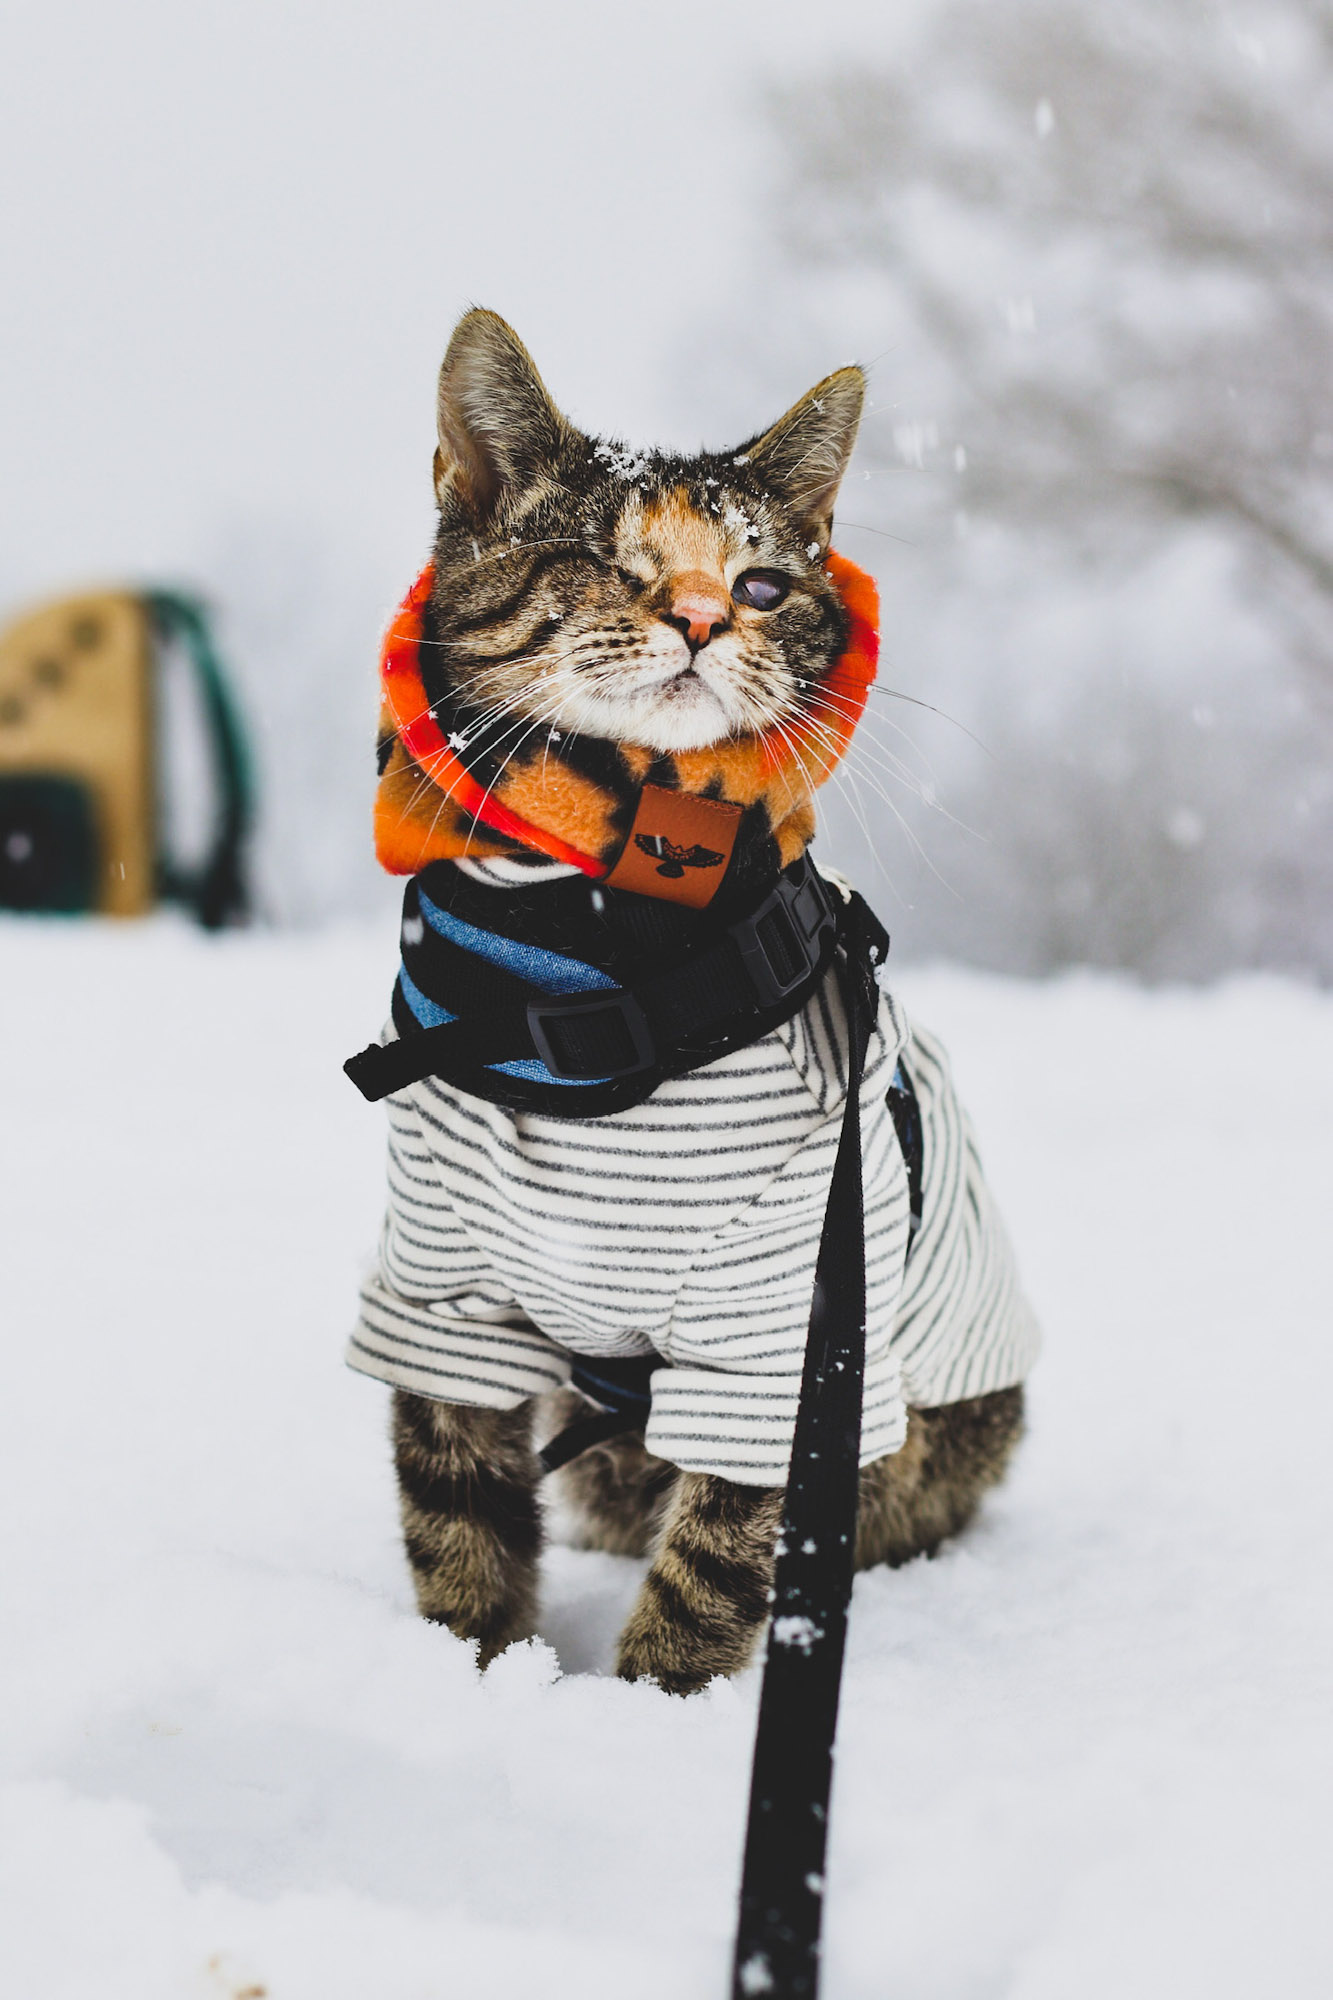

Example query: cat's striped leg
[392,1390,543,1663]
[615,1472,783,1694]
[855,1386,1026,1570]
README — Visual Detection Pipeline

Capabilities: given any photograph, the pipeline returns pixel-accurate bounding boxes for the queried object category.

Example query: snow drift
[2,918,1329,1998]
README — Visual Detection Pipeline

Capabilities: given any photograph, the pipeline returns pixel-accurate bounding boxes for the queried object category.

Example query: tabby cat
[352,310,1037,1695]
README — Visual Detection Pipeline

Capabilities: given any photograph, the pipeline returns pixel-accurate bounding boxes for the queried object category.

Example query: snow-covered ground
[2,917,1330,2000]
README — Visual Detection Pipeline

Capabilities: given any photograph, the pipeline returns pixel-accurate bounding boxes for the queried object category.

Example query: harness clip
[729,855,839,1009]
[526,988,656,1081]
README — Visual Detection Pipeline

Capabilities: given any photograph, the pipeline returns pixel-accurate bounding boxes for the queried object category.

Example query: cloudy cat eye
[732,570,791,611]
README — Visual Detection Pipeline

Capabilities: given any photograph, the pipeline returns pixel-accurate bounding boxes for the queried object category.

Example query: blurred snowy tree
[773,0,1333,692]
[697,0,1333,979]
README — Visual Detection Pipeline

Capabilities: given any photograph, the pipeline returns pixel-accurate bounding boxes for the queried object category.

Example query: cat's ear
[434,309,572,522]
[746,366,865,549]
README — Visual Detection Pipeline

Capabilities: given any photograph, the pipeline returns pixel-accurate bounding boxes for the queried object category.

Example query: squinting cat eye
[732,570,791,611]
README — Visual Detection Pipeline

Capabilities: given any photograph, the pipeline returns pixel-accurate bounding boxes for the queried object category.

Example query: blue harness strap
[398,887,618,1086]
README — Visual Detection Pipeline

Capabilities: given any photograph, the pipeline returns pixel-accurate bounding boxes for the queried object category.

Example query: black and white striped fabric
[348,874,1040,1483]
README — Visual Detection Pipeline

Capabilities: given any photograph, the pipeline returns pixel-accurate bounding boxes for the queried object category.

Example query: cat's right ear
[746,366,865,551]
[434,310,571,523]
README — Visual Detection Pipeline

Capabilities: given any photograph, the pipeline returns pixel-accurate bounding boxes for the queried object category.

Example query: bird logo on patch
[634,834,727,879]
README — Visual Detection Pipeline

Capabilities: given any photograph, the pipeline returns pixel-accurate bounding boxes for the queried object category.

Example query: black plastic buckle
[526,988,656,1081]
[730,855,839,1009]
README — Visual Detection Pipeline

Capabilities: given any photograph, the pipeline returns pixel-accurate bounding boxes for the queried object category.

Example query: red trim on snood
[376,548,879,877]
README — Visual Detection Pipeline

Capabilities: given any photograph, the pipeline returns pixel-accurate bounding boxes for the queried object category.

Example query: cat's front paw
[614,1470,779,1692]
[391,1392,545,1666]
[412,1556,538,1666]
[613,1582,765,1694]
[614,1629,716,1696]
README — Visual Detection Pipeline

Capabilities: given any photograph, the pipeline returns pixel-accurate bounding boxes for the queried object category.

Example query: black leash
[730,893,884,2000]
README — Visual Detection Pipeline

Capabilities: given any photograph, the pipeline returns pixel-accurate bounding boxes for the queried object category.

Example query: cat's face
[426,312,864,756]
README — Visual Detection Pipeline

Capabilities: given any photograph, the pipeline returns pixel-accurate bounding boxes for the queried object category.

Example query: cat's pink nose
[666,572,730,651]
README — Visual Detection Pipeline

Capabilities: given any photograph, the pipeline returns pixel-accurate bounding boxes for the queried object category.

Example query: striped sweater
[347,865,1040,1484]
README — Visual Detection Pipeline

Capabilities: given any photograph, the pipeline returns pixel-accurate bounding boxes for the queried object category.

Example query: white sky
[1,0,897,610]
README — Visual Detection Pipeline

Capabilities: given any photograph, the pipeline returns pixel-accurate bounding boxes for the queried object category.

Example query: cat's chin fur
[524,635,796,754]
[547,676,744,754]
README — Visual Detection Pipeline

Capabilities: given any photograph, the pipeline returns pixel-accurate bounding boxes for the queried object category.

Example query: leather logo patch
[604,784,743,907]
[633,834,726,878]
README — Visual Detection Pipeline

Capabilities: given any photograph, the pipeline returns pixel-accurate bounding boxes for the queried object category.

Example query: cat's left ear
[434,308,574,523]
[746,366,865,551]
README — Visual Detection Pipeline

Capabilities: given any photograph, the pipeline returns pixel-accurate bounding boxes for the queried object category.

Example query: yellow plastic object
[0,589,156,915]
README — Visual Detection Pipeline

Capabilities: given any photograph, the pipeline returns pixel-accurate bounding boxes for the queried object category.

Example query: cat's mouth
[634,651,747,730]
[632,671,734,747]
[504,631,799,754]
[537,654,747,753]
[603,639,803,750]
[642,643,728,699]
[662,662,706,694]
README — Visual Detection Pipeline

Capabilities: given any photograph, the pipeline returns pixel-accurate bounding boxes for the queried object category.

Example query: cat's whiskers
[769,701,910,874]
[393,688,549,825]
[810,676,951,767]
[786,715,891,882]
[400,631,959,861]
[807,697,983,858]
[381,656,539,745]
[755,713,822,811]
[718,672,915,907]
[444,633,602,734]
[805,684,980,837]
[858,681,993,756]
[391,646,590,824]
[458,689,578,863]
[804,690,938,800]
[408,690,563,855]
[783,704,951,878]
[731,687,827,818]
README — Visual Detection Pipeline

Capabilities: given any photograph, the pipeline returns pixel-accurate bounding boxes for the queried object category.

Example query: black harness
[345,857,921,2000]
[345,850,846,1110]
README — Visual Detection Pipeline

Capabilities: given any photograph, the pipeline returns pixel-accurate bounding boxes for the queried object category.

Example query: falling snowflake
[894,419,939,468]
